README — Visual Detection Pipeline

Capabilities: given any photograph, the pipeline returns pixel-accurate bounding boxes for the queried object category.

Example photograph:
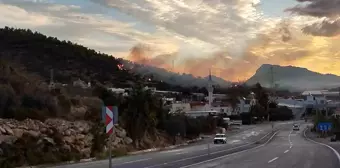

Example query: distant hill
[246,64,340,91]
[123,61,232,88]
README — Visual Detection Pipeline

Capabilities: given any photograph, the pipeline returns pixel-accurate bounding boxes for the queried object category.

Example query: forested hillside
[0,27,169,88]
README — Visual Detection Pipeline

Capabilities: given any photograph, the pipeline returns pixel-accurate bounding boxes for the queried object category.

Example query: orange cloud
[128,19,340,82]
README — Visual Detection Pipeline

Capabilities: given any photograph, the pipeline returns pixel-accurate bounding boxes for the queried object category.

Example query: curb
[304,127,340,165]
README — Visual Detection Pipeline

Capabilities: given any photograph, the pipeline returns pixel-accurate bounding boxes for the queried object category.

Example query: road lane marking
[112,158,152,166]
[303,128,340,165]
[175,151,189,155]
[289,146,292,149]
[268,157,278,163]
[288,130,293,146]
[160,149,183,153]
[284,150,289,153]
[177,131,278,168]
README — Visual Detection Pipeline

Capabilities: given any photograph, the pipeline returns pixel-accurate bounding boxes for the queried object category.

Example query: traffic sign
[102,106,118,134]
[317,122,332,131]
[101,106,118,168]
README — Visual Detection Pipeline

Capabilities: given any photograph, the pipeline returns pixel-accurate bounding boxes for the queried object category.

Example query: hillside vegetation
[0,27,159,88]
[0,27,221,167]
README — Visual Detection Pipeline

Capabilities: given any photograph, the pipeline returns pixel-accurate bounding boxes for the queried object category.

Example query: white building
[276,90,340,118]
[169,102,191,114]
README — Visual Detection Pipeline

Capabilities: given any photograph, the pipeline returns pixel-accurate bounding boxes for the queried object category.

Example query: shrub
[185,117,202,138]
[164,115,186,137]
[10,108,47,121]
[90,122,108,157]
[269,106,294,121]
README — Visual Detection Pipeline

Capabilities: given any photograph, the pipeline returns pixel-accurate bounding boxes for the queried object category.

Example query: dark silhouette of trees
[0,27,146,88]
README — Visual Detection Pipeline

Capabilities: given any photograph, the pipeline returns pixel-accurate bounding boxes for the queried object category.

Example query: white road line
[303,128,340,165]
[160,149,183,153]
[112,158,151,166]
[284,150,289,153]
[175,152,189,155]
[178,131,278,168]
[288,130,293,146]
[289,146,292,149]
[268,157,279,163]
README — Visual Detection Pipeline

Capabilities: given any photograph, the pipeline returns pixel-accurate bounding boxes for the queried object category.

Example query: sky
[1,0,340,81]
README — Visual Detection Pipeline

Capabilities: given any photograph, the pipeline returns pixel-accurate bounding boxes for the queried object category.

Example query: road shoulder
[304,127,340,164]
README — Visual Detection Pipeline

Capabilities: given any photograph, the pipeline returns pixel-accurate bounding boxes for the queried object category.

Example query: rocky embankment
[0,118,133,167]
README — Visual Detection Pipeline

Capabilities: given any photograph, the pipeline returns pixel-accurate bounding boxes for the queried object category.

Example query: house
[169,102,191,113]
[73,78,90,89]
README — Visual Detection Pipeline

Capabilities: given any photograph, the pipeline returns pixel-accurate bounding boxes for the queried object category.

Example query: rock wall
[0,118,132,160]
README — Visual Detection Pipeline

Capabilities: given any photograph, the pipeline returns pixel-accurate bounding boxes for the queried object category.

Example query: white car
[293,124,300,131]
[213,133,227,144]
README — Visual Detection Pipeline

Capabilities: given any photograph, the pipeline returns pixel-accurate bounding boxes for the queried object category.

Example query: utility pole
[267,66,274,122]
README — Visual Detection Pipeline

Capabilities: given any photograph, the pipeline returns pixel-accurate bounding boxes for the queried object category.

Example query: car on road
[293,124,300,131]
[213,133,227,144]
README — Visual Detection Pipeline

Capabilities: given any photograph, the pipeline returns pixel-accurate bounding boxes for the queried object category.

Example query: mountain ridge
[246,64,340,91]
[125,62,232,88]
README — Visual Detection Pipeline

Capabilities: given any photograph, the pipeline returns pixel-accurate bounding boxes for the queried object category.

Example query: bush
[10,108,47,121]
[185,117,202,138]
[197,115,218,133]
[269,106,294,121]
[90,122,108,157]
[111,148,128,157]
[0,84,17,118]
[164,115,186,137]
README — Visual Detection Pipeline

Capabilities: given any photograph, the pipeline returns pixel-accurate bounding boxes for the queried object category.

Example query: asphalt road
[50,122,286,168]
[184,124,340,168]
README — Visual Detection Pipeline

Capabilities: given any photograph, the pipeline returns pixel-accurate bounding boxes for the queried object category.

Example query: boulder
[124,137,133,144]
[12,129,24,138]
[43,137,55,145]
[3,125,13,135]
[116,129,126,138]
[27,130,40,138]
[63,136,74,144]
[0,126,6,134]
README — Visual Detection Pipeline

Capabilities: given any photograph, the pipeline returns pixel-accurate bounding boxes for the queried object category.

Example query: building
[276,90,340,118]
[73,78,91,89]
[168,102,191,114]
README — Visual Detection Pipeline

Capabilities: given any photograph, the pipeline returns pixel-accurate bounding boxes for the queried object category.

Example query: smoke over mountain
[127,19,323,82]
[104,0,340,84]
